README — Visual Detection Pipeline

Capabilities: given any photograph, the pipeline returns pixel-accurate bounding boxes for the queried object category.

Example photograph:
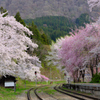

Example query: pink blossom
[59,23,100,77]
[40,75,49,81]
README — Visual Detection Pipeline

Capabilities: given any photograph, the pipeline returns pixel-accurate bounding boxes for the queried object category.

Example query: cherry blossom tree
[59,23,100,81]
[45,37,65,70]
[87,0,100,12]
[45,37,73,81]
[0,12,41,81]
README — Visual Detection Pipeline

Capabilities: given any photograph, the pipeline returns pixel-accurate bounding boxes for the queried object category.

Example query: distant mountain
[0,0,100,20]
[0,0,95,19]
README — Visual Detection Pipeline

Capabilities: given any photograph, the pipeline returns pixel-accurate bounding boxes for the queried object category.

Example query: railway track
[34,85,58,100]
[54,84,100,100]
[27,85,58,100]
[27,84,100,100]
[27,88,34,100]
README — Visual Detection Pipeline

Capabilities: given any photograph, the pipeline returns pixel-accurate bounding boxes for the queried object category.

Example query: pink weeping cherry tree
[59,23,100,82]
[0,12,42,81]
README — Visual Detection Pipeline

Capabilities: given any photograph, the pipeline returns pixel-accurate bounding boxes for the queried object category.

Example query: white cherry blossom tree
[45,37,65,70]
[0,12,41,81]
[87,0,100,12]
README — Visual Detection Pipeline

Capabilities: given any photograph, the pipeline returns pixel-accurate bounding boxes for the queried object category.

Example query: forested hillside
[24,13,91,41]
[0,0,91,19]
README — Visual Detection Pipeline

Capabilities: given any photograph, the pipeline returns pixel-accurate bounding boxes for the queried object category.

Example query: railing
[63,83,100,97]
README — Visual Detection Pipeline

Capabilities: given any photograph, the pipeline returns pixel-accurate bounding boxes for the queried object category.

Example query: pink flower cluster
[40,75,49,81]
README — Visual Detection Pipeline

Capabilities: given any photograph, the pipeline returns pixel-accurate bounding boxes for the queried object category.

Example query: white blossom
[87,0,100,12]
[0,13,41,81]
[46,37,65,70]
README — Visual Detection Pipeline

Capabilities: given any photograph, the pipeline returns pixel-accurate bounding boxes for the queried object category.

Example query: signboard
[5,81,14,87]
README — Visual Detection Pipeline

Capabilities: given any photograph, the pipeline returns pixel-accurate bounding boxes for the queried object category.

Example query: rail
[27,88,34,100]
[63,83,100,97]
[54,84,100,100]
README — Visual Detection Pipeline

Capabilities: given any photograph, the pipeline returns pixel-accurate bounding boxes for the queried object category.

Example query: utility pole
[50,68,51,79]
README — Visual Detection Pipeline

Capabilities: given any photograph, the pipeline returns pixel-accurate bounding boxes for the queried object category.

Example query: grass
[0,78,34,100]
[0,87,18,100]
[38,86,57,95]
[33,80,66,85]
[37,80,66,95]
[0,78,65,100]
[52,80,66,84]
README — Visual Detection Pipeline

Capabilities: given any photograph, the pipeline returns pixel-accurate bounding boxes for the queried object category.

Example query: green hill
[24,14,91,41]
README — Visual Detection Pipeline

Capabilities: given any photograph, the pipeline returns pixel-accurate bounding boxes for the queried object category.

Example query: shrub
[90,73,100,83]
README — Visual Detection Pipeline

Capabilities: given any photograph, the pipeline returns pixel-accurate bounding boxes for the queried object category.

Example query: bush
[90,73,100,83]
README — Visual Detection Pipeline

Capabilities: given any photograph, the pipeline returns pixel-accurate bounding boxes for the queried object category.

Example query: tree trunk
[96,67,98,74]
[90,60,94,78]
[79,70,82,82]
[96,55,98,74]
[82,76,84,82]
[90,66,94,78]
[82,70,85,82]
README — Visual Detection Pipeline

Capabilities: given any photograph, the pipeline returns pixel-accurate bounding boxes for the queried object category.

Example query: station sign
[5,81,14,87]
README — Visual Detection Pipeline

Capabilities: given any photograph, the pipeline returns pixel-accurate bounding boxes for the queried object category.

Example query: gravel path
[15,89,78,100]
[16,90,27,100]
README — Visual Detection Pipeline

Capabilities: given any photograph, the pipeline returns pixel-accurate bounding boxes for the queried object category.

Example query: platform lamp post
[50,68,51,79]
[64,73,67,83]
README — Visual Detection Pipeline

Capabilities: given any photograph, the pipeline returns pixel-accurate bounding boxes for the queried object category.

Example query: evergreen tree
[15,12,25,26]
[41,33,50,45]
[28,21,50,45]
[28,22,42,41]
[24,15,91,41]
[0,7,8,17]
[75,13,90,27]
